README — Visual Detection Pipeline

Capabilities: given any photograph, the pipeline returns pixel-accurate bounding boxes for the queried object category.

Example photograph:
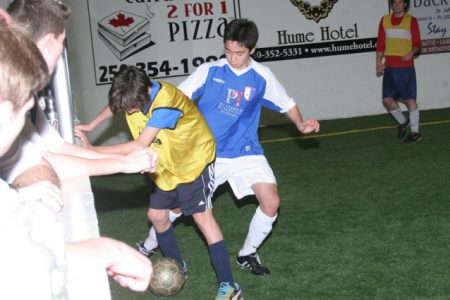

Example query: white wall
[261,46,450,123]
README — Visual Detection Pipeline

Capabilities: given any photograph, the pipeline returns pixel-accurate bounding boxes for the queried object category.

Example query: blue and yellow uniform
[125,80,215,191]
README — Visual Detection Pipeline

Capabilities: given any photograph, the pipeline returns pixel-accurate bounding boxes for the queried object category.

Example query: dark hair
[109,65,153,114]
[7,0,71,42]
[390,0,409,11]
[0,19,49,109]
[223,18,258,50]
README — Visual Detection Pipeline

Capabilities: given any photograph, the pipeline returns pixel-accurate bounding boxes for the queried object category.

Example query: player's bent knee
[148,209,168,224]
[260,200,280,217]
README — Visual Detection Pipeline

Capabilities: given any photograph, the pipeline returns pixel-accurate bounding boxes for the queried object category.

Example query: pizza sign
[87,0,238,85]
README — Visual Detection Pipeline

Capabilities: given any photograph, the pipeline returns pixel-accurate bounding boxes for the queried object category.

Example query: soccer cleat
[404,132,422,142]
[215,282,243,300]
[397,121,409,139]
[236,253,270,276]
[136,240,158,257]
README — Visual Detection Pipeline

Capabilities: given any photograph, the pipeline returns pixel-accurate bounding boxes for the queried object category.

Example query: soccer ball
[148,257,186,297]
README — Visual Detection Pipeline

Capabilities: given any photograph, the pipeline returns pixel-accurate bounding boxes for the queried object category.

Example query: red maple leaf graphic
[109,12,134,28]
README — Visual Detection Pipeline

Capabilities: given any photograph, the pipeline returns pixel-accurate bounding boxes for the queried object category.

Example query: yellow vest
[383,13,413,56]
[126,82,215,191]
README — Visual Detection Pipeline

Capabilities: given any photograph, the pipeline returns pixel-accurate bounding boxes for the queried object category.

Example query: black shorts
[382,67,417,100]
[149,163,214,216]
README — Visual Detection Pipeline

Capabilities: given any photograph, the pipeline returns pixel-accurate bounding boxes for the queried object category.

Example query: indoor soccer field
[91,107,450,299]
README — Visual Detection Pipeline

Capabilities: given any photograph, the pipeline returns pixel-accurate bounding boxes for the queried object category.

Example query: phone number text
[254,47,303,60]
[97,54,225,84]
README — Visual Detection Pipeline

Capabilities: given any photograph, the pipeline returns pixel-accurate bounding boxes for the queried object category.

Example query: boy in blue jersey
[78,65,242,300]
[177,18,320,275]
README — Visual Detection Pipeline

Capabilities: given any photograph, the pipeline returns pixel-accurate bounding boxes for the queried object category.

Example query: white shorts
[214,155,276,199]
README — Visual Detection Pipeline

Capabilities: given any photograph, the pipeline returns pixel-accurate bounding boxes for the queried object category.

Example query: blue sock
[155,225,183,265]
[209,240,234,286]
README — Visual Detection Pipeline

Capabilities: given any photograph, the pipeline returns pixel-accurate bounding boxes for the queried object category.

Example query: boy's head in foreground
[8,0,71,73]
[0,20,49,155]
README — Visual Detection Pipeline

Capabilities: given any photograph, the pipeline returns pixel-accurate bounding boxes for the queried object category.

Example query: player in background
[376,0,422,142]
[78,65,243,300]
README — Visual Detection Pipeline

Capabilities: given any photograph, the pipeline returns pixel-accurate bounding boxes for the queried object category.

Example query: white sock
[390,108,407,125]
[144,227,158,250]
[409,109,420,133]
[239,206,277,257]
[144,210,182,250]
[169,210,183,222]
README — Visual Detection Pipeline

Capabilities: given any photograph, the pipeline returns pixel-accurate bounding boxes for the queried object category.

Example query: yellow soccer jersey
[126,81,215,191]
[383,13,413,57]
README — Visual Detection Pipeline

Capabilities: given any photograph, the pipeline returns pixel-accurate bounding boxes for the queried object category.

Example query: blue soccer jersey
[178,58,296,158]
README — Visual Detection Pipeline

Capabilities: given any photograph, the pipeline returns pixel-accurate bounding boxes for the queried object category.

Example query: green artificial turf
[91,108,450,299]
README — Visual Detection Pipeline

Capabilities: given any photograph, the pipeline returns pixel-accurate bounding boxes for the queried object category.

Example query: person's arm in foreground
[43,147,157,180]
[65,237,152,292]
[12,180,63,212]
[12,159,63,212]
[51,142,120,160]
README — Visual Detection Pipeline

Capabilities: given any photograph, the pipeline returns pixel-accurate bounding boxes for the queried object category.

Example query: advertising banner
[87,0,238,85]
[237,0,388,63]
[409,0,450,55]
[87,1,398,84]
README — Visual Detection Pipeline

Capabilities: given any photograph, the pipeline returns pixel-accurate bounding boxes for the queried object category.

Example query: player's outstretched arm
[76,126,160,156]
[286,106,320,134]
[65,237,152,292]
[75,104,113,133]
[73,129,93,150]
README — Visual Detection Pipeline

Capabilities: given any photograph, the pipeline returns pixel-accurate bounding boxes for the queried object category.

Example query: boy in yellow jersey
[376,0,422,142]
[82,65,242,300]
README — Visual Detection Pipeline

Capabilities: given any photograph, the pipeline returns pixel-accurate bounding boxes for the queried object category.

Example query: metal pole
[52,47,75,143]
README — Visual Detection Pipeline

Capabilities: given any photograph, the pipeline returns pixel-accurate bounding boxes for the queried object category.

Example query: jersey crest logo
[244,87,256,102]
[225,89,242,106]
[225,88,255,107]
[290,0,338,23]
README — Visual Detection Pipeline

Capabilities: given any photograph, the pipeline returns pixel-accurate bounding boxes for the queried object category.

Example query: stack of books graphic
[98,10,153,61]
